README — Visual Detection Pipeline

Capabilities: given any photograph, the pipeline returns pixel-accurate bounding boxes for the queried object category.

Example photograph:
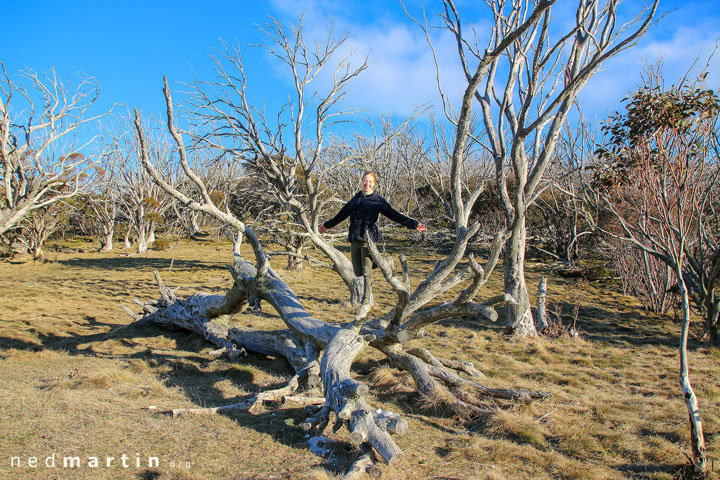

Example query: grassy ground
[0,237,719,480]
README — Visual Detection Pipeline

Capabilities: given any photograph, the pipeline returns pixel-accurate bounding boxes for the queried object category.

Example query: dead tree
[184,18,422,306]
[0,63,107,236]
[90,129,126,251]
[169,138,248,241]
[416,0,660,335]
[128,74,550,475]
[532,124,596,263]
[15,202,65,260]
[116,118,176,254]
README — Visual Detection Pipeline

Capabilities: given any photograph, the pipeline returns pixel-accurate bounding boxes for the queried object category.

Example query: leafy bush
[152,237,171,251]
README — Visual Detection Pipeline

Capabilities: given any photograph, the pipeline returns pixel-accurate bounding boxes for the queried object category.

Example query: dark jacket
[322,191,419,243]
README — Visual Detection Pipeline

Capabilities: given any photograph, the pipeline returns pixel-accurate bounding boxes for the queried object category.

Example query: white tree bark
[99,216,115,251]
[678,270,707,473]
[128,25,551,475]
[123,226,132,249]
[1,64,108,236]
[425,0,659,336]
[535,277,548,332]
[504,218,537,336]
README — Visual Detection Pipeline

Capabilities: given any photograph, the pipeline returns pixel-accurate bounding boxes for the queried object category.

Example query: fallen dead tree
[123,9,557,469]
[126,243,550,469]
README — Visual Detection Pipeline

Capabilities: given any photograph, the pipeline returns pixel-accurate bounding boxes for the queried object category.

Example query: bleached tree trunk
[535,277,548,332]
[504,217,537,336]
[0,64,107,236]
[98,204,116,252]
[137,218,163,252]
[91,136,124,253]
[190,211,201,236]
[232,230,243,257]
[16,206,62,261]
[100,223,114,251]
[425,0,659,336]
[677,269,707,473]
[136,234,148,254]
[129,73,552,475]
[286,242,305,272]
[135,205,149,254]
[110,116,175,255]
[127,252,548,470]
[124,225,132,249]
[308,233,365,305]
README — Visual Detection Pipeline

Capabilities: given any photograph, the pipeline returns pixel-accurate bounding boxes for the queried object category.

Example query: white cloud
[579,24,720,119]
[636,26,720,85]
[341,26,465,116]
[260,1,720,123]
[257,1,473,117]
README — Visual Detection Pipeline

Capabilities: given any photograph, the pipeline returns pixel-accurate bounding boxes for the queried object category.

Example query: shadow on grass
[0,335,45,351]
[4,243,712,478]
[296,294,346,306]
[1,315,329,464]
[26,321,293,399]
[554,302,680,347]
[57,256,227,273]
[614,463,693,479]
[476,300,686,349]
[639,428,683,444]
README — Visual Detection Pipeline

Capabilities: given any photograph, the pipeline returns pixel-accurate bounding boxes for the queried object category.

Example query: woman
[319,171,426,313]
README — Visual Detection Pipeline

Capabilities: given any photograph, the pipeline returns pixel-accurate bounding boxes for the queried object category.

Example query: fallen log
[130,78,553,477]
[126,257,551,474]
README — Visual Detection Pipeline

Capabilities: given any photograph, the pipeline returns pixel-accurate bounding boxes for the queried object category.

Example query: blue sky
[2,0,719,132]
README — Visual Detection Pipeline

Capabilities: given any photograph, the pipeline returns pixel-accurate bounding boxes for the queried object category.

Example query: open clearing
[1,238,719,480]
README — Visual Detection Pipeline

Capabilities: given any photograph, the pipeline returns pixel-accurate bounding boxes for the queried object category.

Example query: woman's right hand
[319,225,327,234]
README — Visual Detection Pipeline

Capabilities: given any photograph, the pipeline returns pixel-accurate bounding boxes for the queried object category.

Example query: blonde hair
[362,171,377,183]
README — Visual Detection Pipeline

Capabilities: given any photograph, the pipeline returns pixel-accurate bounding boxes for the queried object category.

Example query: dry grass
[485,408,548,448]
[1,237,720,479]
[416,388,458,416]
[368,365,400,387]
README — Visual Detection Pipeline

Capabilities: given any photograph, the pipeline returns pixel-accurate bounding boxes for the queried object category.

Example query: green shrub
[152,237,171,251]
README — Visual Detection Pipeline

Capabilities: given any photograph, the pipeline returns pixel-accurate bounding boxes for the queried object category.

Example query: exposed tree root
[322,328,405,465]
[126,263,412,470]
[406,347,485,378]
[125,255,551,476]
[343,448,379,480]
[128,72,557,476]
[380,344,549,419]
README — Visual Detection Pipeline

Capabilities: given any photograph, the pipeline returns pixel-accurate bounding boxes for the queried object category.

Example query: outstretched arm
[320,197,354,233]
[380,198,425,232]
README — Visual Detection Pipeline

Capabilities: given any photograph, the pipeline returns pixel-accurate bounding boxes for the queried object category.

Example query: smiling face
[362,173,376,194]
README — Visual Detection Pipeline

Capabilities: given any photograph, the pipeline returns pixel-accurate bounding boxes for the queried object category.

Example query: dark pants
[350,241,373,305]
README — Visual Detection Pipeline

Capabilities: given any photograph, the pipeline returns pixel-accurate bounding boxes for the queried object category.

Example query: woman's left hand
[416,223,427,233]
